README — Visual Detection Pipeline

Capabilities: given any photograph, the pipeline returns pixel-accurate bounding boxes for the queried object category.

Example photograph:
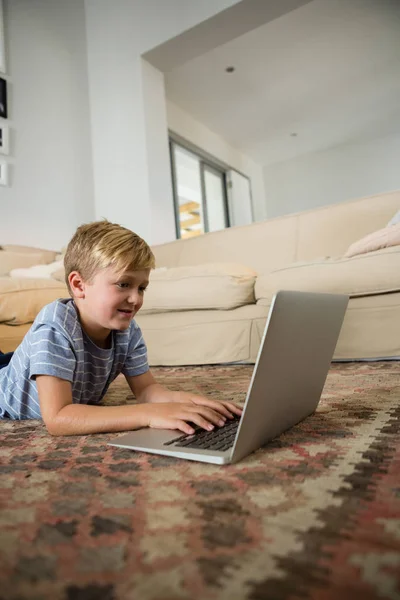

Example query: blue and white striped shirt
[0,298,149,419]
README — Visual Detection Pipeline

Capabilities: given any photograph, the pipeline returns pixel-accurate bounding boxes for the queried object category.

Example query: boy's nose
[127,290,140,305]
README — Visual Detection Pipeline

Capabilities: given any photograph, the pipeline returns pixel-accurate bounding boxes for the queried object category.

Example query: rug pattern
[0,362,399,600]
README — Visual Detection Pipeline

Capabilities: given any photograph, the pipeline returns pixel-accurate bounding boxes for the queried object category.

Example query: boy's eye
[116,283,148,292]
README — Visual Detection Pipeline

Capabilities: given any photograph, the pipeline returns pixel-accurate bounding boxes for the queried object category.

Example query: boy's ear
[68,271,86,298]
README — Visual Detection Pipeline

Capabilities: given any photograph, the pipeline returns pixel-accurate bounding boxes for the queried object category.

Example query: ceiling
[164,0,400,167]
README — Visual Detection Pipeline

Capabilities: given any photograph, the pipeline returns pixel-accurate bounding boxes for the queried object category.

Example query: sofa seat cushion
[0,278,69,325]
[140,263,257,314]
[136,303,268,365]
[255,246,400,304]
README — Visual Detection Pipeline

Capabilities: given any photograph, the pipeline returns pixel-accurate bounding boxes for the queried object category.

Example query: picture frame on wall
[0,0,5,74]
[0,77,7,118]
[0,122,8,154]
[0,160,8,185]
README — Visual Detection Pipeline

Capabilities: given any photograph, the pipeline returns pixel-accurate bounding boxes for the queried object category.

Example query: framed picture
[0,122,8,154]
[0,160,8,185]
[0,0,5,74]
[0,77,6,118]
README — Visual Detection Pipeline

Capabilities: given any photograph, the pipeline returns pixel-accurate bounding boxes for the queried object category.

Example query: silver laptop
[109,290,349,465]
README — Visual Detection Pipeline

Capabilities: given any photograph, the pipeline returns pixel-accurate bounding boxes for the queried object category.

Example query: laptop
[109,290,349,465]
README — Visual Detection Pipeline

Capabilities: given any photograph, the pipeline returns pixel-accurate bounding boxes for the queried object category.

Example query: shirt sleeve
[122,324,150,377]
[29,324,77,382]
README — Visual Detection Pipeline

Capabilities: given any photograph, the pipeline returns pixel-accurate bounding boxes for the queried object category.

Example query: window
[170,140,230,239]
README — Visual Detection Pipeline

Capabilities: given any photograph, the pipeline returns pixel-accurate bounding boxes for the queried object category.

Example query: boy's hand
[126,372,242,434]
[166,390,242,420]
[139,402,232,435]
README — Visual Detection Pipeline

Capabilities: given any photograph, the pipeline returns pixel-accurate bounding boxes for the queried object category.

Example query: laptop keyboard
[163,416,241,452]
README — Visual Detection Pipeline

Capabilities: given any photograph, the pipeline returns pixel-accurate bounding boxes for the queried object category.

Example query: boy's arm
[36,375,231,436]
[125,371,243,418]
[36,375,151,436]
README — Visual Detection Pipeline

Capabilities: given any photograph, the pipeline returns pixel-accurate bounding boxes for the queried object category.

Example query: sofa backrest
[152,190,400,273]
[295,190,400,262]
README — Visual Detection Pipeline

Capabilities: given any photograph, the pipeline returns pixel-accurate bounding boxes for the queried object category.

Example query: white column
[141,59,176,244]
[85,1,152,240]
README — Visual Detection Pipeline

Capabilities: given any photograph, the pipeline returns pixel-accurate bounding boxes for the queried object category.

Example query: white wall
[84,0,244,245]
[167,100,267,222]
[263,132,400,217]
[141,60,176,244]
[0,0,94,250]
[84,3,152,241]
[0,0,243,250]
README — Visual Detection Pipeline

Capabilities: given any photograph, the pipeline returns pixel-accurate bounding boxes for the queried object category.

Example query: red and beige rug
[0,362,400,600]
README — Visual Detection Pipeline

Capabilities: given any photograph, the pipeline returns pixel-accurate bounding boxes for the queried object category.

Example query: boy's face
[74,265,150,339]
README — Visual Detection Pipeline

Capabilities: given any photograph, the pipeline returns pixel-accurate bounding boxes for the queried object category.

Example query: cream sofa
[1,190,399,364]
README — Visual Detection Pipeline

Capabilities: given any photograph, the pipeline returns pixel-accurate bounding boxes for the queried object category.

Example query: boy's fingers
[222,401,243,415]
[182,405,225,428]
[175,420,195,435]
[201,398,242,417]
[194,406,226,427]
[182,412,215,432]
[190,396,235,419]
[204,402,233,419]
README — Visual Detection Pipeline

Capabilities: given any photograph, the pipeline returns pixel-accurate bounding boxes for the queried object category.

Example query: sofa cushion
[255,246,400,304]
[1,245,58,262]
[0,278,69,325]
[10,260,64,279]
[140,263,257,313]
[0,323,32,353]
[344,222,400,258]
[135,303,268,365]
[0,252,56,276]
[52,267,66,283]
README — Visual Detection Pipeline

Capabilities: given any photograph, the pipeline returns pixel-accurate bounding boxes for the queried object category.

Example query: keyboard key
[170,417,240,451]
[164,434,193,446]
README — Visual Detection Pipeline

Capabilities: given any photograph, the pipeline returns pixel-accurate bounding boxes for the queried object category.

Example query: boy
[0,221,241,436]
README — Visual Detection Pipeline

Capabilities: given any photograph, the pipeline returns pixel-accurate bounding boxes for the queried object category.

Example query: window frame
[169,134,233,240]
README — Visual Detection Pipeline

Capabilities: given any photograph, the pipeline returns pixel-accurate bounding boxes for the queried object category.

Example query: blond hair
[64,220,155,294]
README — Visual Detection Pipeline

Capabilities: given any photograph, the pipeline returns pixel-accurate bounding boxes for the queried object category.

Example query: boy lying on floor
[0,221,242,435]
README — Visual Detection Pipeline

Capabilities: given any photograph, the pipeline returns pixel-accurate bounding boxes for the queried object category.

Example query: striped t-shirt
[0,298,149,419]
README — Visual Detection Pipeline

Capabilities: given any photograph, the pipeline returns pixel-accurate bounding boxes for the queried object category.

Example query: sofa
[1,190,399,364]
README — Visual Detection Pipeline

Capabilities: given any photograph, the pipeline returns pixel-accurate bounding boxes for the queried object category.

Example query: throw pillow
[387,209,400,227]
[9,260,64,279]
[344,222,400,258]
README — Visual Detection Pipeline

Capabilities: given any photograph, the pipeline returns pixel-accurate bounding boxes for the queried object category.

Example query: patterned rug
[0,362,400,600]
